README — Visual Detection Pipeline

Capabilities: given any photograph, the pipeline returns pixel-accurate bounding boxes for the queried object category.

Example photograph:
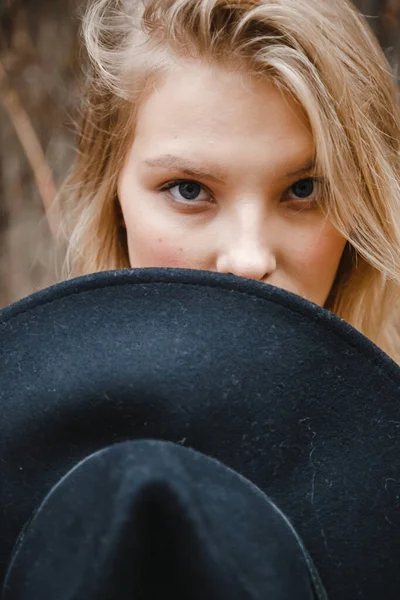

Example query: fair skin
[118,59,347,306]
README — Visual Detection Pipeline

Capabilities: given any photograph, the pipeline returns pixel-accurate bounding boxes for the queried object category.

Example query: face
[118,59,347,306]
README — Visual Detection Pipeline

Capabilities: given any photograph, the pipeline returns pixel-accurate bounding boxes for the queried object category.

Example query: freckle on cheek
[137,238,190,268]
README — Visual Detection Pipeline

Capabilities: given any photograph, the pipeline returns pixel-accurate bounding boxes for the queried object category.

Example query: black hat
[1,268,399,600]
[2,438,326,600]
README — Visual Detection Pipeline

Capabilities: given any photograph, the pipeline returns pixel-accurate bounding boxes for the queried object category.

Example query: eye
[285,177,321,204]
[160,180,212,204]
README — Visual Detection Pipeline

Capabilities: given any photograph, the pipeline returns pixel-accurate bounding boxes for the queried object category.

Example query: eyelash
[159,177,323,208]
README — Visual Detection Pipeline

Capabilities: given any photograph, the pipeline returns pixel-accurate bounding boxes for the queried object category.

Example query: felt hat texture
[0,268,399,599]
[2,439,326,600]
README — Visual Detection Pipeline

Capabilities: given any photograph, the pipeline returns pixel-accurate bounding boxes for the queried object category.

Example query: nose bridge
[233,199,268,242]
[217,201,277,280]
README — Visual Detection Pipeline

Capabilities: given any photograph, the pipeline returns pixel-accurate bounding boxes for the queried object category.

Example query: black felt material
[0,268,399,600]
[2,439,324,600]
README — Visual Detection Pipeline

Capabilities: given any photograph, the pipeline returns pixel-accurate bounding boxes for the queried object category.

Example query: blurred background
[0,0,399,308]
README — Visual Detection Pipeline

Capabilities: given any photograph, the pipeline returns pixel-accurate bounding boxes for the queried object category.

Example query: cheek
[132,236,188,268]
[286,222,346,295]
[118,178,195,269]
[122,207,198,269]
[302,233,344,271]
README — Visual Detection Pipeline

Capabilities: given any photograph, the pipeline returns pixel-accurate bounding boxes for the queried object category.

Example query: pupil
[179,182,201,200]
[293,179,314,198]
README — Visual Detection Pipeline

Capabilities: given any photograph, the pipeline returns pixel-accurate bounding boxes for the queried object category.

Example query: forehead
[132,60,314,169]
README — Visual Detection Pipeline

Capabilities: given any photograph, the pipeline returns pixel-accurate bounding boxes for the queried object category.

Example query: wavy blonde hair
[59,0,400,363]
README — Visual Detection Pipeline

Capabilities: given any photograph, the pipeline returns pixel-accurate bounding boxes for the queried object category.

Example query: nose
[216,238,277,282]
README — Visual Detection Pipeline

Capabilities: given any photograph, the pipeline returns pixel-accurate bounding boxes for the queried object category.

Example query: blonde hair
[59,0,400,363]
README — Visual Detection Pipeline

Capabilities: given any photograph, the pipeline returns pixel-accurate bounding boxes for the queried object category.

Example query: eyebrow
[143,154,316,182]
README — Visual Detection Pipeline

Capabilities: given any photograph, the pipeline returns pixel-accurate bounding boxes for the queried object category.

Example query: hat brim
[1,268,399,599]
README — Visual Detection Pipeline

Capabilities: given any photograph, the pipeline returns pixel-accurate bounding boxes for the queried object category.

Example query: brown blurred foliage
[0,0,399,307]
[0,0,85,306]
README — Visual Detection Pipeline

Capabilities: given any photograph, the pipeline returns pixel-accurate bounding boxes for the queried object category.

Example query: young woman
[59,0,400,363]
